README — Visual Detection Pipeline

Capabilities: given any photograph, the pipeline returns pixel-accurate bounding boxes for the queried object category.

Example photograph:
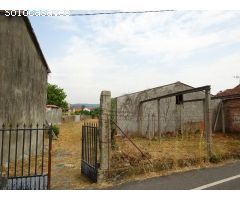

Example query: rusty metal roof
[217,85,240,97]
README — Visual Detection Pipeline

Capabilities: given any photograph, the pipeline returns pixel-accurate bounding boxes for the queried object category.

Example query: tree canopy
[47,83,68,111]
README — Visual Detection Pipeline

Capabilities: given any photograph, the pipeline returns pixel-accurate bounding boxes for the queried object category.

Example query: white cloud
[49,16,79,32]
[47,11,240,103]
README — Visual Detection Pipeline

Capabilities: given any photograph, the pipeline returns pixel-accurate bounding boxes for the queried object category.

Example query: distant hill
[70,103,99,109]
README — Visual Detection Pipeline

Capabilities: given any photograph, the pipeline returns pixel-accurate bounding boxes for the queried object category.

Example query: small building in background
[83,107,91,112]
[115,82,221,138]
[217,85,240,133]
[46,105,62,125]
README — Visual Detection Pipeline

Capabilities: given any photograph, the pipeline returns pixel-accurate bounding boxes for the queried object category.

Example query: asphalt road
[110,161,240,190]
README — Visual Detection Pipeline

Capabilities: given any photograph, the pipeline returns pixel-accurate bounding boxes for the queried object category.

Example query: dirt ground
[51,121,240,189]
[51,120,98,189]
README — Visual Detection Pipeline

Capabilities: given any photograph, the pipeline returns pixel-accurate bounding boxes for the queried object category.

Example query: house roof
[216,84,240,97]
[46,105,59,108]
[22,16,51,73]
[116,81,195,98]
[0,11,51,73]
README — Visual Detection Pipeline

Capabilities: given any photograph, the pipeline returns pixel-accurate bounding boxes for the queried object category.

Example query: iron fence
[0,124,52,190]
[81,122,99,182]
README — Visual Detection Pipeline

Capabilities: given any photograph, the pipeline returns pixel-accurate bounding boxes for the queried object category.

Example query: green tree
[47,83,68,111]
[90,107,100,118]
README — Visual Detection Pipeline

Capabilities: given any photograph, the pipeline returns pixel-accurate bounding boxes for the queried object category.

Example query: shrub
[51,125,60,137]
[210,154,222,163]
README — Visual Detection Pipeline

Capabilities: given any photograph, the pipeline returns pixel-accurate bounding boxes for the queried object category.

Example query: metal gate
[0,124,52,190]
[81,123,99,182]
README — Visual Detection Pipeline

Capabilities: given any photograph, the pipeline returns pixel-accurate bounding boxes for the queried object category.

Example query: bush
[51,125,60,137]
[210,154,222,163]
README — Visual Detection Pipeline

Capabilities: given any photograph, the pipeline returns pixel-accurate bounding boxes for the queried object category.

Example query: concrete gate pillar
[98,91,111,182]
[204,87,212,159]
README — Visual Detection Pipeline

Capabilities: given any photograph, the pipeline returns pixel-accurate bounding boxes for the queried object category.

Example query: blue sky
[29,11,240,104]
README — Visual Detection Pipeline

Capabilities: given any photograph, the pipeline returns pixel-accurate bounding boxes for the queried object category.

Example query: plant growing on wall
[47,83,68,112]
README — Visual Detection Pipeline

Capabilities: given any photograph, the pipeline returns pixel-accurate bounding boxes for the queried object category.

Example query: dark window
[176,94,183,104]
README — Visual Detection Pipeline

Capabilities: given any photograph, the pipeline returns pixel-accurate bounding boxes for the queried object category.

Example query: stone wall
[46,108,62,125]
[0,16,48,126]
[0,15,49,163]
[116,82,221,137]
[224,99,240,133]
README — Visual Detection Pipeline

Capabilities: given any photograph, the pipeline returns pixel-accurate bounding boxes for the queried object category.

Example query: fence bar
[7,125,12,177]
[42,125,45,189]
[111,120,152,165]
[35,124,39,189]
[14,124,19,177]
[81,122,99,182]
[95,125,98,169]
[81,125,84,163]
[84,124,86,162]
[85,124,86,162]
[85,124,87,162]
[12,124,19,188]
[42,124,45,175]
[21,124,26,188]
[0,125,5,177]
[90,124,93,166]
[93,124,96,166]
[0,124,50,190]
[47,126,52,190]
[28,125,32,178]
[89,124,91,165]
[87,123,89,163]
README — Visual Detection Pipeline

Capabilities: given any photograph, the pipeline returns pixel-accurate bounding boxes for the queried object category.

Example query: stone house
[0,12,50,163]
[0,12,50,126]
[115,82,221,138]
[46,105,62,125]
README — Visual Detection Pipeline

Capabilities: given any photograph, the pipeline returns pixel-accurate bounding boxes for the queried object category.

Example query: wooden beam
[213,101,222,133]
[140,85,211,104]
[221,102,226,133]
[157,99,161,139]
[137,103,143,136]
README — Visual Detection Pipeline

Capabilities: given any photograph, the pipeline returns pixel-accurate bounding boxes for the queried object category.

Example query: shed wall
[224,99,240,133]
[0,16,48,126]
[116,82,220,137]
[0,16,48,163]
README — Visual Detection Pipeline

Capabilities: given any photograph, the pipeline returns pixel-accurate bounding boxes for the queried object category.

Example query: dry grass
[50,120,240,189]
[51,119,98,189]
[109,132,240,181]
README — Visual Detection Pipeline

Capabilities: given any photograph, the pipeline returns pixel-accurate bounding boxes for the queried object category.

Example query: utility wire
[69,10,174,16]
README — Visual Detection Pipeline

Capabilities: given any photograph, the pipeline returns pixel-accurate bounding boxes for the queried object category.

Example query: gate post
[204,87,212,159]
[98,91,111,182]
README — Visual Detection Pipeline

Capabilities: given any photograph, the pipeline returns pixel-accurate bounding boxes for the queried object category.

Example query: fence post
[137,103,143,136]
[204,87,212,159]
[47,125,53,190]
[157,100,161,139]
[98,91,111,182]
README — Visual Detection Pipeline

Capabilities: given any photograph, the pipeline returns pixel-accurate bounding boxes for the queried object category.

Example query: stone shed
[115,82,221,138]
[217,85,240,133]
[0,12,50,126]
[0,12,50,163]
[46,105,62,125]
